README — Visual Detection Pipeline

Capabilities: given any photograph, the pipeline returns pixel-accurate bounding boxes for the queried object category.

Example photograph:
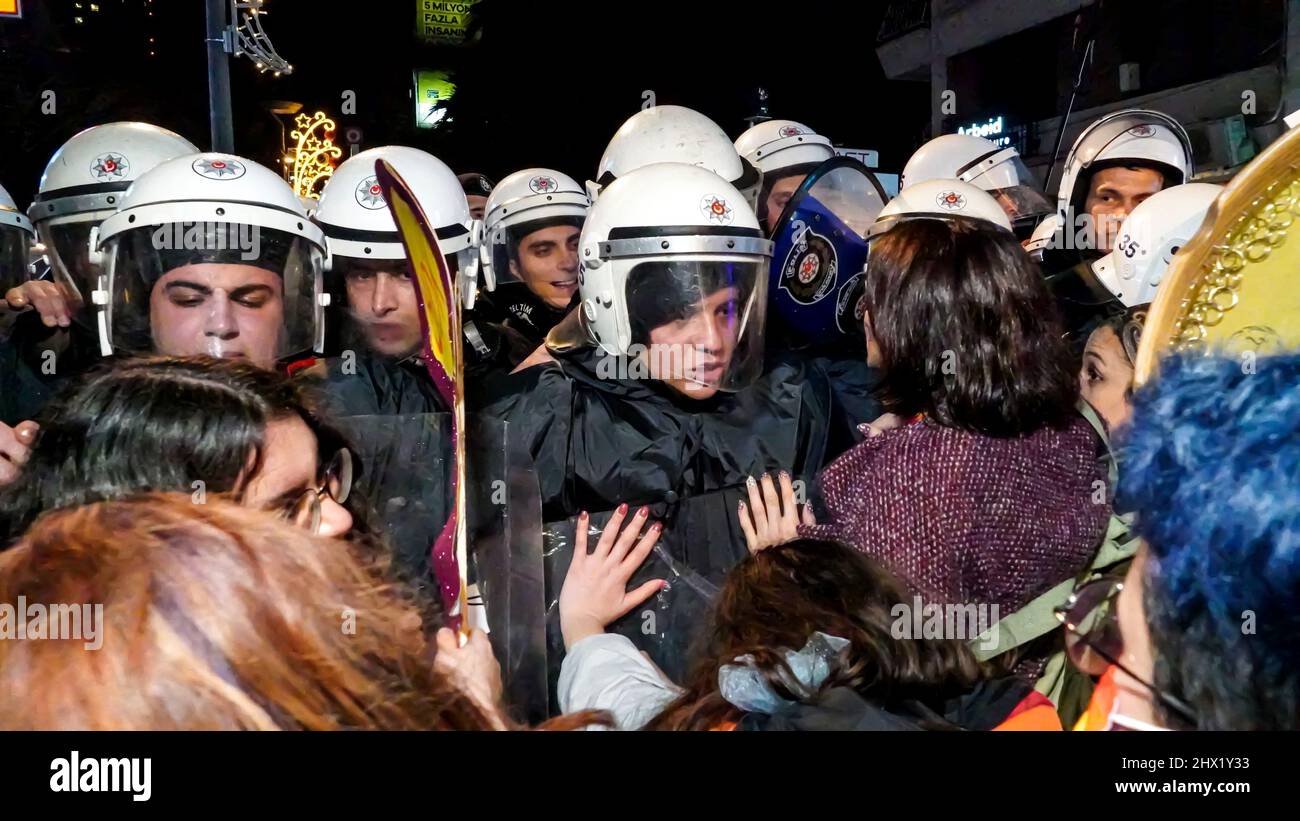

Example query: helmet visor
[0,225,30,295]
[622,258,767,394]
[36,217,102,320]
[103,223,323,368]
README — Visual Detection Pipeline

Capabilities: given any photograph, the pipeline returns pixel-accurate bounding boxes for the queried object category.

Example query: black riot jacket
[484,345,836,692]
[1,316,102,426]
[485,344,835,524]
[471,282,575,349]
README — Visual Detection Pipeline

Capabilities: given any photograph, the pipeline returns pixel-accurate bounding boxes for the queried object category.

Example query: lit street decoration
[286,111,342,199]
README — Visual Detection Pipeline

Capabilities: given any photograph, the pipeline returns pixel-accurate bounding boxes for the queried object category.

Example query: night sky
[0,0,930,204]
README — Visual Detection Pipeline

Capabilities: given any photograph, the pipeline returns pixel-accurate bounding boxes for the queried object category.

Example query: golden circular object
[1136,126,1300,384]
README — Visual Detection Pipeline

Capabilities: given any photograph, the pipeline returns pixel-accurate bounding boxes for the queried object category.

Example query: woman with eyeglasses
[1063,351,1300,731]
[0,356,354,544]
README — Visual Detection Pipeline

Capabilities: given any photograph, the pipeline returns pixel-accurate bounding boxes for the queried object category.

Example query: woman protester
[0,494,600,730]
[0,356,354,543]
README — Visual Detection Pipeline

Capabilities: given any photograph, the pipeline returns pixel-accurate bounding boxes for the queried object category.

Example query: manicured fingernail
[617,503,628,515]
[779,470,790,481]
[637,506,649,518]
[579,510,588,522]
[746,476,757,488]
[651,522,663,533]
[738,501,746,511]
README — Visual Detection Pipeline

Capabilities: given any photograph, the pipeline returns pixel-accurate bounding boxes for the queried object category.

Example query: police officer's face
[150,263,284,369]
[763,174,806,232]
[343,258,422,358]
[1084,166,1164,253]
[466,195,489,222]
[646,285,741,400]
[508,224,581,310]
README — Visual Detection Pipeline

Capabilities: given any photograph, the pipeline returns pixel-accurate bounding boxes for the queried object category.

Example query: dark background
[0,0,931,204]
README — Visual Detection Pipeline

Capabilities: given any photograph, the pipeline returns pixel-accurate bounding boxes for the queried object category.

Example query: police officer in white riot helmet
[473,167,589,348]
[10,123,199,330]
[1037,109,1193,341]
[734,119,836,234]
[315,146,475,360]
[484,161,834,680]
[1077,183,1221,431]
[307,145,497,416]
[1,124,199,424]
[0,183,34,311]
[901,132,1051,239]
[93,153,326,371]
[868,178,1014,239]
[590,105,762,208]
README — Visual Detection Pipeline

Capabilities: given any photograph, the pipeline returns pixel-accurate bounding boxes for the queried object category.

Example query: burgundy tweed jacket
[800,415,1110,616]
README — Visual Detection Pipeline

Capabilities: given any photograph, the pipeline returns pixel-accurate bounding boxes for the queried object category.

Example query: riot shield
[333,413,452,593]
[538,481,826,716]
[769,158,889,345]
[335,410,550,721]
[469,415,549,724]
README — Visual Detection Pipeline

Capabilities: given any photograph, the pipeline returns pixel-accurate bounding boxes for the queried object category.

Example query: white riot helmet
[479,168,589,292]
[1056,109,1193,221]
[734,120,835,176]
[591,105,761,208]
[93,153,326,369]
[315,146,473,262]
[0,182,34,295]
[1024,214,1061,261]
[563,162,772,395]
[1089,183,1221,308]
[735,119,837,231]
[868,178,1012,239]
[901,133,1052,233]
[314,146,474,353]
[27,122,199,314]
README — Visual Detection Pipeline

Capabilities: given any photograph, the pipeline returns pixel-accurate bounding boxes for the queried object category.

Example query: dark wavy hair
[1118,350,1300,730]
[864,217,1079,436]
[644,539,987,730]
[0,356,350,542]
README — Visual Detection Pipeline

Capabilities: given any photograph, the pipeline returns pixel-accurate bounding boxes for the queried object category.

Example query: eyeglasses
[281,448,353,535]
[1055,575,1198,726]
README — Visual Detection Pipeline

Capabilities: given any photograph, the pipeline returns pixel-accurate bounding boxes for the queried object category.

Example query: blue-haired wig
[1117,350,1300,729]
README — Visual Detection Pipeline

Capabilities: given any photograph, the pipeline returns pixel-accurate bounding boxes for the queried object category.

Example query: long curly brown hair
[0,493,596,730]
[644,539,990,731]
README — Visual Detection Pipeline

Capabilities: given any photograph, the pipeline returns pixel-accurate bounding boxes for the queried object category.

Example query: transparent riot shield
[333,413,453,594]
[333,411,549,722]
[468,415,549,724]
[538,483,797,716]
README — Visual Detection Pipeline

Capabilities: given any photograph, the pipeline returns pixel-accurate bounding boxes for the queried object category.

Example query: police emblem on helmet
[700,194,734,226]
[935,190,966,211]
[779,126,805,138]
[1128,124,1156,137]
[528,175,558,194]
[192,157,246,180]
[355,175,386,209]
[91,153,130,181]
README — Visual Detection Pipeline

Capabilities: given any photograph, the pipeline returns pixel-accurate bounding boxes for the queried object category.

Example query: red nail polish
[617,503,628,515]
[652,522,663,533]
[638,506,649,517]
[579,510,589,521]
